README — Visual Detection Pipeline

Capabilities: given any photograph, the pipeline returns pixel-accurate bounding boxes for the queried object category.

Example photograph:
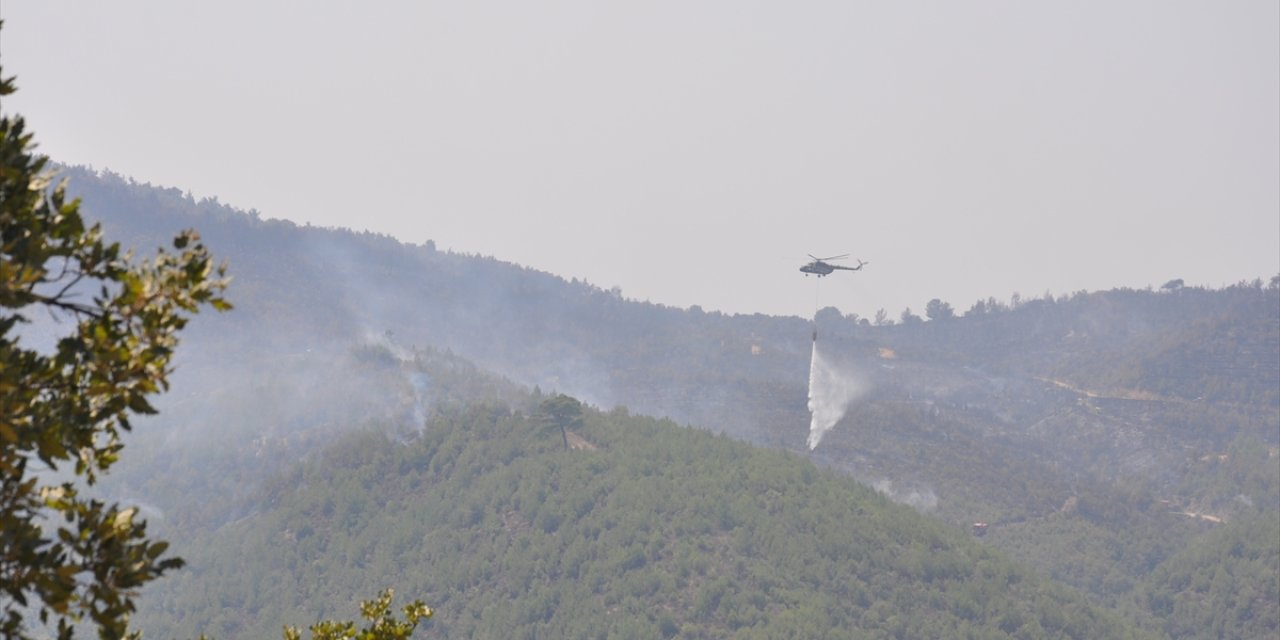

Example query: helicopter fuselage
[800,262,837,276]
[800,260,864,277]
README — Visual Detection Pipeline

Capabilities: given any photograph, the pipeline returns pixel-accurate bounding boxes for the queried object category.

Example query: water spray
[800,253,868,449]
[807,323,866,450]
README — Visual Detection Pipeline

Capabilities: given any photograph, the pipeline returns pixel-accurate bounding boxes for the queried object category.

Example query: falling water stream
[806,336,862,450]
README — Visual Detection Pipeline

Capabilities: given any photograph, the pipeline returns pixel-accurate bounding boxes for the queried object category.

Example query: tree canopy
[284,590,431,640]
[1,65,229,638]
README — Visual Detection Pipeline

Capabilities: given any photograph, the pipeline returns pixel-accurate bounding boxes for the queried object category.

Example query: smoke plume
[871,479,939,512]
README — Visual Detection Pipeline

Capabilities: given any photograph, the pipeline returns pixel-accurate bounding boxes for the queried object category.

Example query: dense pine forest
[138,367,1146,639]
[36,167,1280,638]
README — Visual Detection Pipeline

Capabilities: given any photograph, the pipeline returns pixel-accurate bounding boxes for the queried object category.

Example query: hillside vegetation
[137,384,1146,639]
[55,167,1278,638]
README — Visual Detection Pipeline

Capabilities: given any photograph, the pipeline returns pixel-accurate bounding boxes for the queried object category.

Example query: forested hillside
[1136,510,1280,639]
[134,362,1145,639]
[57,167,1278,638]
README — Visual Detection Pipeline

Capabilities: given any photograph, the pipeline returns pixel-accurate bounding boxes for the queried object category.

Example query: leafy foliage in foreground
[0,67,228,637]
[138,400,1145,639]
[284,590,431,640]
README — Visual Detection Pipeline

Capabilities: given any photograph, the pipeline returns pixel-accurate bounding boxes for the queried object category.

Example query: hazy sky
[3,1,1277,318]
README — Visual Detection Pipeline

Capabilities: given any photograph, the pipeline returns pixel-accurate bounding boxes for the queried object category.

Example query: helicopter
[800,254,867,277]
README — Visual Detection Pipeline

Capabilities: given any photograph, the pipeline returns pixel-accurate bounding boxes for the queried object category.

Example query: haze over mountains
[7,2,1277,320]
[48,166,1280,638]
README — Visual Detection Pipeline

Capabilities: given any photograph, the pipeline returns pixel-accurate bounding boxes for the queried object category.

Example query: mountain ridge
[54,164,1279,638]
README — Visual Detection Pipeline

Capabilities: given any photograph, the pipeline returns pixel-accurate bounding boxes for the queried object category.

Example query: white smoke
[871,479,939,512]
[359,331,434,433]
[408,371,431,430]
[806,340,865,450]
